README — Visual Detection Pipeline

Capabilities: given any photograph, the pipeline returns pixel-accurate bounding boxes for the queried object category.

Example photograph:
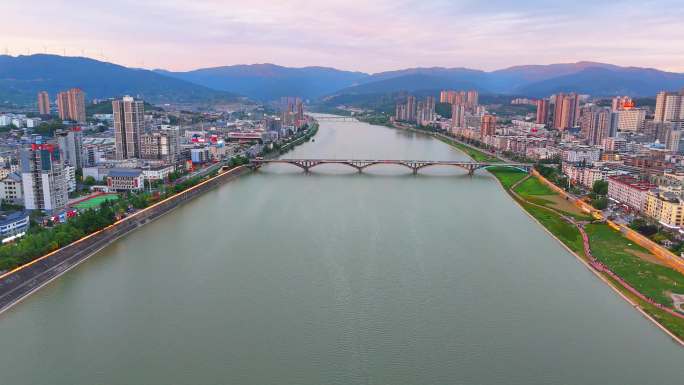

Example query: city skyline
[3,0,684,73]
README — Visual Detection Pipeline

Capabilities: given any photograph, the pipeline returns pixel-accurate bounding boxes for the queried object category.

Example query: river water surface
[1,115,683,384]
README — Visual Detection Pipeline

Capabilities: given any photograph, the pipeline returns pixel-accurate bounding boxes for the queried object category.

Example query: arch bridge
[251,159,532,175]
[313,116,357,122]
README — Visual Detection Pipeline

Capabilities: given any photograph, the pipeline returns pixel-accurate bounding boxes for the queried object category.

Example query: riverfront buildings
[113,96,145,160]
[280,97,304,128]
[480,115,496,138]
[607,176,656,212]
[20,139,69,212]
[395,95,436,126]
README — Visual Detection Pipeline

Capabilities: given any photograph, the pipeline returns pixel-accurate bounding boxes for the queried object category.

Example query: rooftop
[108,168,142,178]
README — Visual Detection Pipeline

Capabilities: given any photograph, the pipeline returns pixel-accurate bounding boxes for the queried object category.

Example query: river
[0,115,682,384]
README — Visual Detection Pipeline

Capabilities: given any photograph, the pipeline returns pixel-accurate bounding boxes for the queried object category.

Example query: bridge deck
[251,159,532,175]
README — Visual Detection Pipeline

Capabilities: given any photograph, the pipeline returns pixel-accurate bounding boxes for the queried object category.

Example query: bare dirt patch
[627,248,669,267]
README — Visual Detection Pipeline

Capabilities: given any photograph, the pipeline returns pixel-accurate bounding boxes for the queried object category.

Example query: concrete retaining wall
[0,166,251,314]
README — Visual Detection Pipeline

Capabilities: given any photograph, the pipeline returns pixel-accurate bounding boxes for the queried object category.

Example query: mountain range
[0,54,241,105]
[1,55,684,106]
[331,62,684,98]
[155,64,367,102]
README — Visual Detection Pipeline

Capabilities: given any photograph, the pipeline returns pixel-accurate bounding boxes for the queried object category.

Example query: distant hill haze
[155,64,367,101]
[159,61,684,100]
[332,62,684,97]
[0,54,241,105]
[1,55,683,106]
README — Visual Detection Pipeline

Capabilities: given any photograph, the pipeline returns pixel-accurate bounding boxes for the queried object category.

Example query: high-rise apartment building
[37,91,50,115]
[280,97,304,128]
[536,99,549,125]
[654,90,684,123]
[56,88,86,122]
[466,90,479,108]
[20,139,68,212]
[55,127,83,169]
[395,104,407,121]
[553,93,580,130]
[480,115,497,138]
[580,106,616,146]
[113,96,145,160]
[617,108,646,132]
[440,90,449,104]
[611,96,634,112]
[406,95,417,123]
[56,92,69,120]
[451,104,465,131]
[415,96,436,126]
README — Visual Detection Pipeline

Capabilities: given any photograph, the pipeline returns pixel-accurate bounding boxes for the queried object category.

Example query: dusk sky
[5,0,684,73]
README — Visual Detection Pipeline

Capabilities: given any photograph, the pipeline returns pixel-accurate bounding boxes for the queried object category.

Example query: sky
[3,0,684,73]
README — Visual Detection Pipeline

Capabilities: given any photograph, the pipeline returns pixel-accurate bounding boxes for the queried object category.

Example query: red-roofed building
[607,175,657,212]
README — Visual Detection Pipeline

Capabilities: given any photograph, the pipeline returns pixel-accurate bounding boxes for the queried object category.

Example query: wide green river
[1,115,683,384]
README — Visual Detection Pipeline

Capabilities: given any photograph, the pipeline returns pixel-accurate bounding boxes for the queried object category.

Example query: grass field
[73,194,120,210]
[521,201,586,256]
[585,223,684,306]
[486,167,527,189]
[514,177,557,196]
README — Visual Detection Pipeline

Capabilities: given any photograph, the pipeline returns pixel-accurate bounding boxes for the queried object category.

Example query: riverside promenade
[0,166,251,315]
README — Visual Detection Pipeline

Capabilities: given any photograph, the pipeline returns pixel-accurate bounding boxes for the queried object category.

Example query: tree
[592,180,608,196]
[591,197,608,210]
[83,176,96,186]
[34,120,65,137]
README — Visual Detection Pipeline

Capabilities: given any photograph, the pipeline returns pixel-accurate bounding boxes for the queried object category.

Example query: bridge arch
[251,159,532,176]
[413,163,473,173]
[358,161,417,173]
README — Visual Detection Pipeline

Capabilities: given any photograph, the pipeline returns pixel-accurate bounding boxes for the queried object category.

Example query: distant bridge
[313,116,357,122]
[251,159,532,175]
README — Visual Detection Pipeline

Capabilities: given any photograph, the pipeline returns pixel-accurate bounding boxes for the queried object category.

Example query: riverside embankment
[383,119,684,344]
[0,165,251,315]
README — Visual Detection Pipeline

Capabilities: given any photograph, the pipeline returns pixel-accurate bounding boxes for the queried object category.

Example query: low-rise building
[190,147,210,164]
[644,191,684,230]
[562,145,601,164]
[0,211,30,243]
[0,172,23,204]
[142,165,175,181]
[106,169,143,192]
[608,175,656,211]
[563,164,627,189]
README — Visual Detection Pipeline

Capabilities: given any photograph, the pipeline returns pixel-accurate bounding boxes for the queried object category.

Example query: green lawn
[521,202,585,256]
[73,194,120,210]
[585,223,684,307]
[514,177,557,196]
[487,167,527,190]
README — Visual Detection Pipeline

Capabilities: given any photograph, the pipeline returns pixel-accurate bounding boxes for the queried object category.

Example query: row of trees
[0,157,248,272]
